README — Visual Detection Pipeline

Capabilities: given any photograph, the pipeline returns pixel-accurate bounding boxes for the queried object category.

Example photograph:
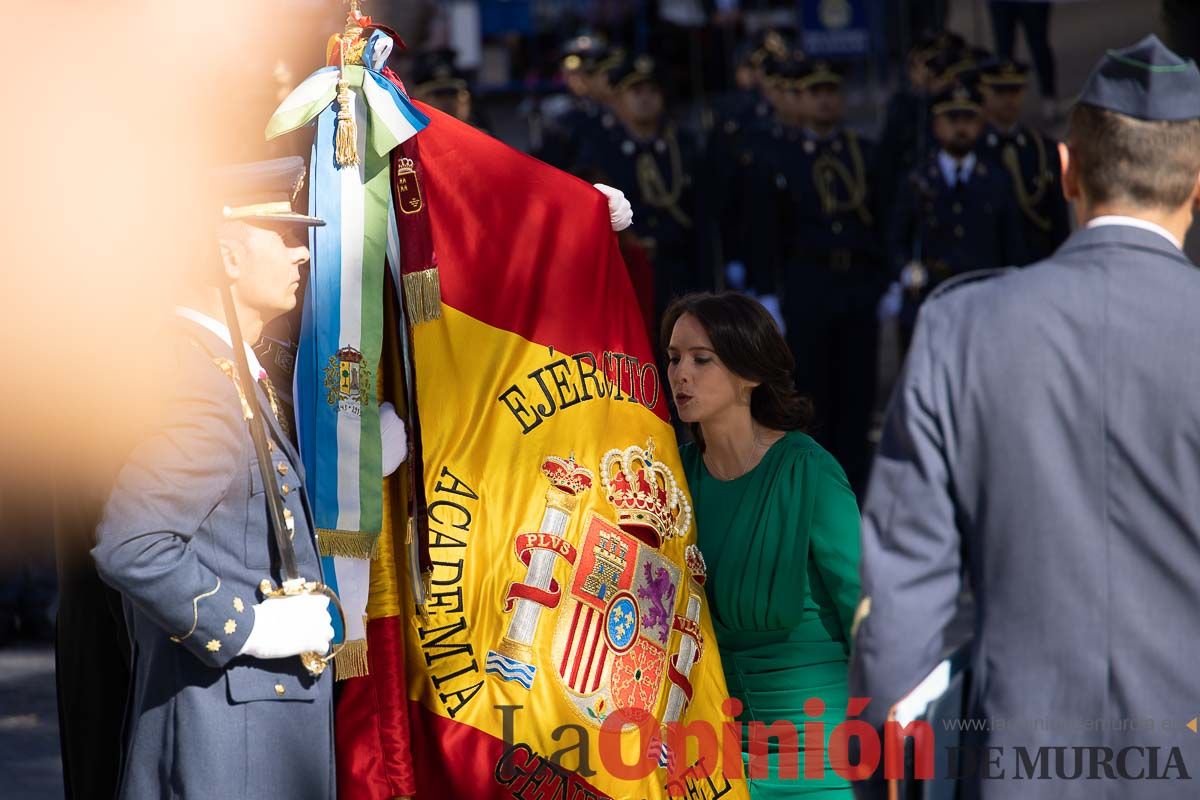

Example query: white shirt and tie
[930,157,1182,251]
[937,151,977,188]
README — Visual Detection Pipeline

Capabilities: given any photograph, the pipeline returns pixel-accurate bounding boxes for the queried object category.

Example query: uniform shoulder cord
[1000,133,1052,232]
[636,126,693,228]
[812,130,873,226]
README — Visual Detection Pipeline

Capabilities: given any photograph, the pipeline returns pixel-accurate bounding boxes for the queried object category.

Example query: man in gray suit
[850,36,1200,799]
[93,157,336,798]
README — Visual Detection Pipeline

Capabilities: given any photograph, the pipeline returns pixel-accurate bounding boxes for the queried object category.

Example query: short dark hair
[1068,103,1200,209]
[660,292,813,450]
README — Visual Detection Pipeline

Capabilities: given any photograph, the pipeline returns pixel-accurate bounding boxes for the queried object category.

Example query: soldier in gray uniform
[850,36,1200,798]
[93,157,337,799]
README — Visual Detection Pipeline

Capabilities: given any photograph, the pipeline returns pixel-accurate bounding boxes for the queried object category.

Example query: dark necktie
[955,165,969,191]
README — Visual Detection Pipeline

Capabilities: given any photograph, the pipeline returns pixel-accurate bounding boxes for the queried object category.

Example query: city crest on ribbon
[324,345,373,415]
[486,439,706,736]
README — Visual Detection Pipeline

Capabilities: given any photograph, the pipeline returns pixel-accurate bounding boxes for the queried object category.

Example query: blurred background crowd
[3,0,1199,649]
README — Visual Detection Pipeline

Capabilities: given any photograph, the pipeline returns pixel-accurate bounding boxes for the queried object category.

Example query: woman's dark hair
[660,292,813,449]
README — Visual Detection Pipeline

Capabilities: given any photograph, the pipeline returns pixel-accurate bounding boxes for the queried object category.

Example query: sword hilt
[264,578,348,677]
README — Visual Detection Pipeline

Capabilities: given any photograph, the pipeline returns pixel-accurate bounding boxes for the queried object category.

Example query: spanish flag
[338,104,747,800]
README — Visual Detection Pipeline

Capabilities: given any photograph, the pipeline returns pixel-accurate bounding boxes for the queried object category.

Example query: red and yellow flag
[339,104,747,800]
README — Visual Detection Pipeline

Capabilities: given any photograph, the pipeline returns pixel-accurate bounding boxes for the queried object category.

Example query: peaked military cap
[761,48,807,89]
[931,83,982,116]
[561,34,610,73]
[978,56,1030,88]
[1077,34,1200,121]
[608,53,660,92]
[911,29,966,62]
[215,156,324,227]
[928,47,978,84]
[796,56,843,89]
[412,47,468,95]
[744,28,793,68]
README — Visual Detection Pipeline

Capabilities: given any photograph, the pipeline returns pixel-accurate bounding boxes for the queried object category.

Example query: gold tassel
[335,79,359,168]
[334,637,369,680]
[334,34,359,169]
[317,527,381,559]
[402,268,443,324]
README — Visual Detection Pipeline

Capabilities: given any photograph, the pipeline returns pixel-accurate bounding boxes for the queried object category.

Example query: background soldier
[707,30,791,291]
[92,158,336,798]
[852,35,1200,798]
[746,55,884,497]
[410,47,490,133]
[977,56,1071,263]
[740,48,809,306]
[876,30,965,218]
[536,34,618,171]
[889,83,1026,346]
[576,53,705,319]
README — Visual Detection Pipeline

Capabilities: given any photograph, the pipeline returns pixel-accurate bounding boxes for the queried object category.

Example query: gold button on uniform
[206,639,221,653]
[233,597,245,613]
[274,683,286,696]
[281,484,291,496]
[224,619,237,635]
[277,463,289,476]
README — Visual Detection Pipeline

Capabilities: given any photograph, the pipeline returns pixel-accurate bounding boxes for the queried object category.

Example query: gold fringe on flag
[334,637,369,680]
[317,527,381,559]
[402,268,443,324]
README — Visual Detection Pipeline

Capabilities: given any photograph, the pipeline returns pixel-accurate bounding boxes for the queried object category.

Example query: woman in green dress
[663,292,862,798]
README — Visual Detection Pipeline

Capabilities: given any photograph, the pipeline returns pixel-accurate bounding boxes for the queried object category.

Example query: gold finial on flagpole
[344,0,365,37]
[333,0,365,167]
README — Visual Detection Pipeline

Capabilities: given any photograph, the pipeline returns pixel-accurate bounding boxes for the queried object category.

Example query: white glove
[380,401,408,477]
[724,261,747,291]
[900,260,928,291]
[237,593,333,660]
[593,183,633,231]
[877,281,903,321]
[758,293,786,336]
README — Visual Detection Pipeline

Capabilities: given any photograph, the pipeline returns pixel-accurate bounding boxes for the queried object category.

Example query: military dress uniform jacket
[574,121,706,301]
[93,320,334,800]
[875,86,932,222]
[536,97,603,172]
[746,125,886,298]
[850,224,1200,799]
[706,90,772,270]
[979,123,1070,263]
[888,151,1027,284]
